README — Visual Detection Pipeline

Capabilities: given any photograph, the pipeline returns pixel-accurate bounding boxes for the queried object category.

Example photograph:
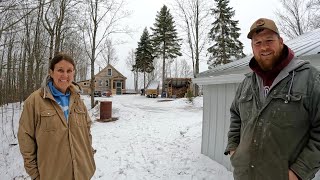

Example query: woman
[18,53,96,180]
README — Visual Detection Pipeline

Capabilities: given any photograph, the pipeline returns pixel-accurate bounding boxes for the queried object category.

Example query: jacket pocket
[233,166,249,180]
[270,93,301,103]
[40,110,58,131]
[74,107,87,126]
[239,94,253,103]
[269,93,304,128]
[259,156,289,180]
[239,94,253,125]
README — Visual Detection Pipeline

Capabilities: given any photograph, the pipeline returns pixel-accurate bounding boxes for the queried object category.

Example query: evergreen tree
[151,5,182,94]
[133,27,155,95]
[207,0,245,68]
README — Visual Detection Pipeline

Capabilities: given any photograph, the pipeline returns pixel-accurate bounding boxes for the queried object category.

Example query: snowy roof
[197,28,320,78]
[146,80,159,89]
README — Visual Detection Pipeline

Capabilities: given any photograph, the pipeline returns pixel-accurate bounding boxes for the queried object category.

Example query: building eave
[192,74,245,85]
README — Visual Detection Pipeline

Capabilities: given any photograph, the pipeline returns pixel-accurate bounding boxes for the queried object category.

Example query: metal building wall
[201,83,239,171]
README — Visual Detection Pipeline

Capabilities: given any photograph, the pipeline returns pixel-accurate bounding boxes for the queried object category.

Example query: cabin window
[107,69,112,76]
[99,80,102,87]
[106,80,109,87]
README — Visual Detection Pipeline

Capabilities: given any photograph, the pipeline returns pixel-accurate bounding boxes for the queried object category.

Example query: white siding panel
[214,85,227,163]
[201,83,239,171]
[222,83,239,170]
[207,85,218,160]
[201,86,211,155]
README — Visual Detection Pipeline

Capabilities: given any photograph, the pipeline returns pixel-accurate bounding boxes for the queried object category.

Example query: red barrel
[100,101,112,119]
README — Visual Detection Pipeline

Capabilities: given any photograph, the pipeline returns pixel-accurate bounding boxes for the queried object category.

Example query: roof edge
[192,74,245,85]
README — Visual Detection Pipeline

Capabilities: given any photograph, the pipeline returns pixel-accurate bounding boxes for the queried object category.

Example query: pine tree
[151,5,182,94]
[207,0,245,68]
[133,27,155,95]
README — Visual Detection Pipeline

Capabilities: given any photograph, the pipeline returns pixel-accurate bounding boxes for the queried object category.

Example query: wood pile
[171,86,189,98]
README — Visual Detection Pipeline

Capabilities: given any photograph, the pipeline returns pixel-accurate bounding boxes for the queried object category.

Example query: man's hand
[288,170,299,180]
[230,150,235,156]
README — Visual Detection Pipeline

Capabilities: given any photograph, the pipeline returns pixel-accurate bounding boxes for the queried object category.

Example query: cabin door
[116,81,122,95]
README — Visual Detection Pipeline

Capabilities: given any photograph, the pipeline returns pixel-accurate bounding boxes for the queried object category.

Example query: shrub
[186,89,193,103]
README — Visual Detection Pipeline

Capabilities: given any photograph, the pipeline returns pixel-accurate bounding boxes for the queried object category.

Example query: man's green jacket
[225,59,320,180]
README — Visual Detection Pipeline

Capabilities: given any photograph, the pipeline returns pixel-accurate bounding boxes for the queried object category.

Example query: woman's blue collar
[48,81,70,96]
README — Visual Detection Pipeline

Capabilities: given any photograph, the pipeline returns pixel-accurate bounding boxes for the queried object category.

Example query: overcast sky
[111,0,283,88]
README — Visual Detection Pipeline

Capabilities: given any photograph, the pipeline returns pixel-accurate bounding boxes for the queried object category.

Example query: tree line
[130,0,320,95]
[132,1,245,95]
[1,0,319,106]
[0,0,128,108]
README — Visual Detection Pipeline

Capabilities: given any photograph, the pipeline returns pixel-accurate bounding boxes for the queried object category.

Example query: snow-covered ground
[0,94,233,180]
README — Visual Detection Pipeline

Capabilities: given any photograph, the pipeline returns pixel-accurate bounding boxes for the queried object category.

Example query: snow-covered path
[3,95,320,179]
[89,95,233,180]
[0,94,233,180]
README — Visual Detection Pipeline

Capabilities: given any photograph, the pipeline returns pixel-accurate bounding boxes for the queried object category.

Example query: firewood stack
[171,86,188,98]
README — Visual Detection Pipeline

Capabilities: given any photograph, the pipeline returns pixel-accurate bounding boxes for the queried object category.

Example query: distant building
[164,78,192,98]
[78,64,127,95]
[145,80,160,98]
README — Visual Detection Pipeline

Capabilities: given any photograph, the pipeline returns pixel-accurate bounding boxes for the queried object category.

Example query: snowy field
[0,94,233,180]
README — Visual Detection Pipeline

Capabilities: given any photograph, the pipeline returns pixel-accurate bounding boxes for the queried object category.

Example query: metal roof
[198,28,320,78]
[146,80,159,89]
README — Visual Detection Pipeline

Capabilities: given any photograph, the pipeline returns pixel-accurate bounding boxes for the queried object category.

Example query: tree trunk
[54,0,66,53]
[90,0,98,109]
[143,71,146,96]
[33,3,43,88]
[19,39,26,103]
[135,69,138,92]
[194,0,200,96]
[162,42,166,94]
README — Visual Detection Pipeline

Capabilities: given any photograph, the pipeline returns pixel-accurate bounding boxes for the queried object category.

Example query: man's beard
[257,47,286,71]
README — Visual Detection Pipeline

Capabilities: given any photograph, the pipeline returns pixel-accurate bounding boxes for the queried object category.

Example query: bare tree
[62,29,89,82]
[41,0,72,61]
[81,0,130,108]
[0,0,131,108]
[22,1,39,97]
[0,0,90,107]
[276,0,317,39]
[172,0,212,95]
[0,0,40,35]
[98,38,118,67]
[307,0,320,28]
[125,49,138,92]
[32,0,46,88]
[0,0,40,104]
[179,59,192,78]
[172,58,192,78]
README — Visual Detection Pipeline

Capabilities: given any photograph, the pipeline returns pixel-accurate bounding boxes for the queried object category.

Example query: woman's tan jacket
[18,82,96,180]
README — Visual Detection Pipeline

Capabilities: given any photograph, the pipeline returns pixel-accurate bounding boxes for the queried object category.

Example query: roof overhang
[193,54,320,86]
[192,74,245,85]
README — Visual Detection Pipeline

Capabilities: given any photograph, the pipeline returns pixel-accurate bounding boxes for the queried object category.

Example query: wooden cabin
[78,64,127,95]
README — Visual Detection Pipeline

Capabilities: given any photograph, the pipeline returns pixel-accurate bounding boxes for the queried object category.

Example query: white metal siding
[202,83,239,171]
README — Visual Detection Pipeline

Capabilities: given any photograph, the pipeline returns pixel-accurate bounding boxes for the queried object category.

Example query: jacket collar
[249,45,294,87]
[41,75,81,99]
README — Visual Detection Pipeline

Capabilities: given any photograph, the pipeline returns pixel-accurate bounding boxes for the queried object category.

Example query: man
[224,18,320,180]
